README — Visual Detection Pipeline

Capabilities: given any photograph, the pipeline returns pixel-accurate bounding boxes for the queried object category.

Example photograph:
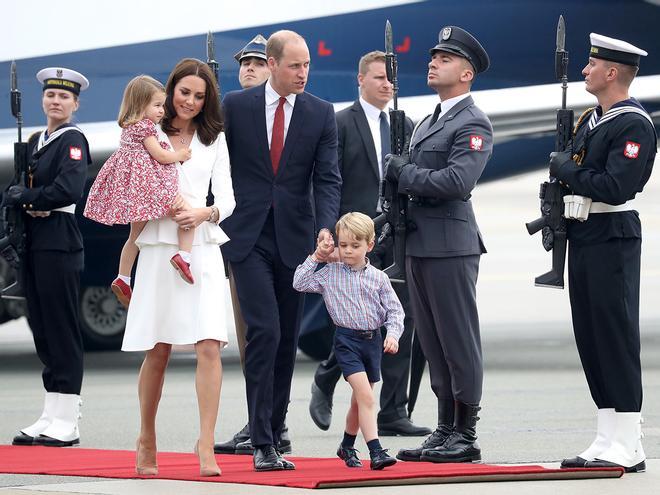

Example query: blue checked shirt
[293,255,404,341]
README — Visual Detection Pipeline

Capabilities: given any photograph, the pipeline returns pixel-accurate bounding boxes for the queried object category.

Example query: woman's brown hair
[117,75,165,128]
[161,58,224,146]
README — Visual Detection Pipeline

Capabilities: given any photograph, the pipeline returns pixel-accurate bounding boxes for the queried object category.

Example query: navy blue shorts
[334,326,382,383]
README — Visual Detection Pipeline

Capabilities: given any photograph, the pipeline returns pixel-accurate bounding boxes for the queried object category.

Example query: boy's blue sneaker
[370,448,397,470]
[337,445,363,467]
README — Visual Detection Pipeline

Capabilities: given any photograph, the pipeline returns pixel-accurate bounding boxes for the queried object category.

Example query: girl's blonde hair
[335,212,376,244]
[117,75,165,128]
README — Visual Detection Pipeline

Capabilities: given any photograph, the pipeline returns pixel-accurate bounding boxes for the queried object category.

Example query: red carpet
[0,445,623,488]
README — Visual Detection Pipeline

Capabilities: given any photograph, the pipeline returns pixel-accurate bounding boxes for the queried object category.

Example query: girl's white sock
[118,274,131,285]
[178,251,192,264]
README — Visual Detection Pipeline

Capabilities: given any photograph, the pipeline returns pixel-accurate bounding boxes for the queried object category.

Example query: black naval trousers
[405,254,483,406]
[230,211,304,448]
[25,249,84,394]
[313,241,416,423]
[568,238,642,412]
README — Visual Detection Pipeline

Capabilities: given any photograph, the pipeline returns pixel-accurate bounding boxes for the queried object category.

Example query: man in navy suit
[221,30,341,472]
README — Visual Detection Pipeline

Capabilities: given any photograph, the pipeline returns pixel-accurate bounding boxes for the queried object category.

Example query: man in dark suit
[221,30,341,472]
[386,26,493,464]
[308,51,431,438]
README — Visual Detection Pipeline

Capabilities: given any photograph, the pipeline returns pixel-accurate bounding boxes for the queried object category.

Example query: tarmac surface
[1,164,659,494]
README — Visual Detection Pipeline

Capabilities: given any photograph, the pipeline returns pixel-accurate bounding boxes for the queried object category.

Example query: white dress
[121,127,236,351]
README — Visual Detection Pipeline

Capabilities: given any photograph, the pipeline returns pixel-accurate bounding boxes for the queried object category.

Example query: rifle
[206,31,221,99]
[373,20,408,284]
[525,15,572,289]
[0,61,29,300]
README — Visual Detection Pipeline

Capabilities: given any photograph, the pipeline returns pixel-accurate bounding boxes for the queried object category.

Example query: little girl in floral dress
[84,75,195,308]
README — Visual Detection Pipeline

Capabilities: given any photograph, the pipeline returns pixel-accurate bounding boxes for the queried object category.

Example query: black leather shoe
[585,459,646,473]
[420,431,481,463]
[253,445,284,471]
[396,425,452,461]
[378,417,432,437]
[214,423,250,454]
[12,432,35,446]
[275,447,296,470]
[337,445,362,467]
[235,437,254,455]
[33,435,80,447]
[309,382,332,431]
[370,448,397,470]
[560,456,589,468]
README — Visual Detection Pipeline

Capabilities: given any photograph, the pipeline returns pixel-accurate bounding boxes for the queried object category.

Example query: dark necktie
[270,97,286,174]
[379,111,390,176]
[429,102,442,126]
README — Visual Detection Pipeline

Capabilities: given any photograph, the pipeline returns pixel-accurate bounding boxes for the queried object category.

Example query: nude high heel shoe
[195,440,221,477]
[135,438,158,476]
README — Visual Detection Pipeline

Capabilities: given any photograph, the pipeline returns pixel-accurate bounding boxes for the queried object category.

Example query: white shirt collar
[439,92,471,118]
[265,79,297,107]
[359,96,388,123]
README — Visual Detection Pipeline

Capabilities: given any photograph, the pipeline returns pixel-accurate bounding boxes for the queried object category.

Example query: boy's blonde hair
[335,212,375,244]
[117,75,165,128]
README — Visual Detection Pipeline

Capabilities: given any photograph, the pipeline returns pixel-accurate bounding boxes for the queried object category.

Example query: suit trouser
[230,213,304,447]
[25,249,84,394]
[568,239,642,412]
[313,241,416,423]
[406,254,482,406]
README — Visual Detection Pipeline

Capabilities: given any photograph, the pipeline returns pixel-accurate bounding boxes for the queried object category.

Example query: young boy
[293,212,404,470]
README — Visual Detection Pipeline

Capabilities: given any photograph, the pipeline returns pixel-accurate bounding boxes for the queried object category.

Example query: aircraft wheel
[79,285,126,350]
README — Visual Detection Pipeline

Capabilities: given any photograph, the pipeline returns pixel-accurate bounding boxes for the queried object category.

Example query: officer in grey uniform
[550,33,655,473]
[386,26,492,464]
[235,34,270,90]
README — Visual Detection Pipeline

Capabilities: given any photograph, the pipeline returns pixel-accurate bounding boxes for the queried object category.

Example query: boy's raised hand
[383,336,399,354]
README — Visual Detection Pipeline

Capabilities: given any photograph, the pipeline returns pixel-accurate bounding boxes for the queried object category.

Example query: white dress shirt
[265,79,296,149]
[437,92,471,121]
[359,96,389,181]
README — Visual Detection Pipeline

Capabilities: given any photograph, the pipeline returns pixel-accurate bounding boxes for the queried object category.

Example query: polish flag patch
[623,141,640,159]
[69,146,82,160]
[469,135,483,151]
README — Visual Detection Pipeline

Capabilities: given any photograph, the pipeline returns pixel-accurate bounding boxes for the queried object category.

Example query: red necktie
[270,97,286,174]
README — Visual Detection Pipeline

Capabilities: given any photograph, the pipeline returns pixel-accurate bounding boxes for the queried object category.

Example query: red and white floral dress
[84,119,178,225]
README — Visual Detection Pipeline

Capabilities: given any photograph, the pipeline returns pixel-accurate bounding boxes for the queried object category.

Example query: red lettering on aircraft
[318,41,332,56]
[395,36,411,53]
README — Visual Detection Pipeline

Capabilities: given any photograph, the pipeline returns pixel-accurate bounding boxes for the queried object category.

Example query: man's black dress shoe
[370,448,397,470]
[378,417,432,437]
[560,456,588,468]
[12,433,35,446]
[396,425,452,461]
[253,445,284,471]
[275,447,296,470]
[214,423,250,454]
[309,382,332,431]
[337,445,362,467]
[235,425,292,455]
[585,459,646,473]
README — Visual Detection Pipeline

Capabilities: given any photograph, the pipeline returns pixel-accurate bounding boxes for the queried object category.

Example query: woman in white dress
[121,59,235,477]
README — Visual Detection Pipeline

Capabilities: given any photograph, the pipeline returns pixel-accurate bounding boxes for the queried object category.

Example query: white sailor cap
[36,67,89,95]
[589,33,647,67]
[234,34,268,63]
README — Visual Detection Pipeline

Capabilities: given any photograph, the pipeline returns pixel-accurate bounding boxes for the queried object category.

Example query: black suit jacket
[336,100,412,218]
[221,83,342,268]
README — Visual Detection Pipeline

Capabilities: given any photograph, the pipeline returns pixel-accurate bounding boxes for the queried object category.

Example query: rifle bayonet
[206,31,221,97]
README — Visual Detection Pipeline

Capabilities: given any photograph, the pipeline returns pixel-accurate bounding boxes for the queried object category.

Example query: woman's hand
[172,207,208,230]
[169,194,191,216]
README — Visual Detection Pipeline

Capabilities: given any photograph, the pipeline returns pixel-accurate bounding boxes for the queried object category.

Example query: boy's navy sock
[342,432,357,448]
[367,438,383,455]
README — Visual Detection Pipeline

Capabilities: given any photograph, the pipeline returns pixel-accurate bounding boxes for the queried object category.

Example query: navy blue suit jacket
[221,83,341,269]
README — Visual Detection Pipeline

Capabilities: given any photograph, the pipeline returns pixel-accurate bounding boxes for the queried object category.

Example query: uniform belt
[590,200,635,214]
[409,196,442,207]
[52,204,76,214]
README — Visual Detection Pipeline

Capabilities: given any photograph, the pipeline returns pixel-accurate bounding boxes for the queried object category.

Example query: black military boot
[397,399,454,461]
[421,401,481,463]
[214,423,250,454]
